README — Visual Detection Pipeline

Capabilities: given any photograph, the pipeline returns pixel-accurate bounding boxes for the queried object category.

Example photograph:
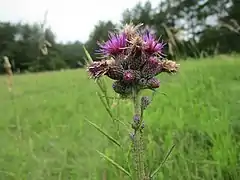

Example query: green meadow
[0,55,240,180]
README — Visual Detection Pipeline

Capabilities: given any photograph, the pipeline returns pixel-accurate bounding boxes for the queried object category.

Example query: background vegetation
[1,0,240,73]
[1,0,240,179]
[1,57,240,179]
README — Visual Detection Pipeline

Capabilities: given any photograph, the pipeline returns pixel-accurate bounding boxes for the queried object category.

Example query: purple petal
[142,31,166,56]
[98,33,127,56]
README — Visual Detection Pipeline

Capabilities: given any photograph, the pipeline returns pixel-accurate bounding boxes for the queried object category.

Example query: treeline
[1,0,240,73]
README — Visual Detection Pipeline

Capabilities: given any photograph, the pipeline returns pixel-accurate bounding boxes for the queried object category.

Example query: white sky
[1,0,159,43]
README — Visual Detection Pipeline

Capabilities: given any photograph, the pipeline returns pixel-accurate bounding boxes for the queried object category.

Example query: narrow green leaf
[82,46,111,107]
[97,150,131,177]
[96,79,110,107]
[150,144,175,178]
[126,143,133,176]
[85,119,121,147]
[83,57,88,65]
[97,92,128,129]
[83,45,93,64]
[96,92,115,122]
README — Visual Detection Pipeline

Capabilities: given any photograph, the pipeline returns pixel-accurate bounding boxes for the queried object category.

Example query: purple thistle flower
[86,24,180,180]
[87,23,179,98]
[97,33,127,56]
[143,30,166,56]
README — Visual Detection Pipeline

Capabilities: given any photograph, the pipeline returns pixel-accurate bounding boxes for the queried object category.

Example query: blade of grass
[85,118,121,147]
[97,150,131,178]
[150,144,175,179]
[96,92,128,128]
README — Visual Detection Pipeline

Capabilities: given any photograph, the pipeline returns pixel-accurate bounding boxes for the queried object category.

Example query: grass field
[0,55,240,180]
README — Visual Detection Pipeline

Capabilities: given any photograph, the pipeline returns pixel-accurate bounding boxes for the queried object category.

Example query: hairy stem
[132,88,145,180]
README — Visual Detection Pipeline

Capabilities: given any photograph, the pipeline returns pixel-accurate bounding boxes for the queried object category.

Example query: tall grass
[0,55,239,179]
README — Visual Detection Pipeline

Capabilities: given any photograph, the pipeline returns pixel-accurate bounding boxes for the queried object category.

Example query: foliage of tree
[0,0,240,73]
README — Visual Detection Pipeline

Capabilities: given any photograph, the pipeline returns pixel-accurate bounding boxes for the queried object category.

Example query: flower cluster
[87,23,179,97]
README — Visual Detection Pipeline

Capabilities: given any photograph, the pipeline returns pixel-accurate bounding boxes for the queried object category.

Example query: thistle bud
[141,96,151,110]
[147,77,160,89]
[141,57,160,78]
[112,80,131,96]
[106,65,124,80]
[123,70,141,83]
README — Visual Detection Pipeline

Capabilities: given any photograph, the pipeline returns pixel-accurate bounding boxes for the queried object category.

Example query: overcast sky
[1,0,160,43]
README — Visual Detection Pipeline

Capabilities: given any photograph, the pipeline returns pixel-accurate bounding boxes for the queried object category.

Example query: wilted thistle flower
[121,22,143,40]
[87,23,179,98]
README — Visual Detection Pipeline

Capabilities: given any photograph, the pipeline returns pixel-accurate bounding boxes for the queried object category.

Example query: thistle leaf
[83,45,93,64]
[85,118,121,147]
[97,150,131,177]
[96,92,116,123]
[96,78,110,107]
[83,46,111,107]
[150,144,175,178]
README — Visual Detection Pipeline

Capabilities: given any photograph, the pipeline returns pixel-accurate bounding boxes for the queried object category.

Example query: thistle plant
[85,23,179,180]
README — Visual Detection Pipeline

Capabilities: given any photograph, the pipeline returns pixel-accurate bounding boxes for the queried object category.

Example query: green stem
[132,88,145,180]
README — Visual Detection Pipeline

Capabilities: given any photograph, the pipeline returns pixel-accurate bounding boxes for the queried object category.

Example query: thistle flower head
[143,30,166,56]
[87,23,180,98]
[97,33,127,57]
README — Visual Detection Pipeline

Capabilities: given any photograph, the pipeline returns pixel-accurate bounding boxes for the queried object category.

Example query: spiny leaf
[97,150,131,177]
[150,144,175,178]
[85,119,121,147]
